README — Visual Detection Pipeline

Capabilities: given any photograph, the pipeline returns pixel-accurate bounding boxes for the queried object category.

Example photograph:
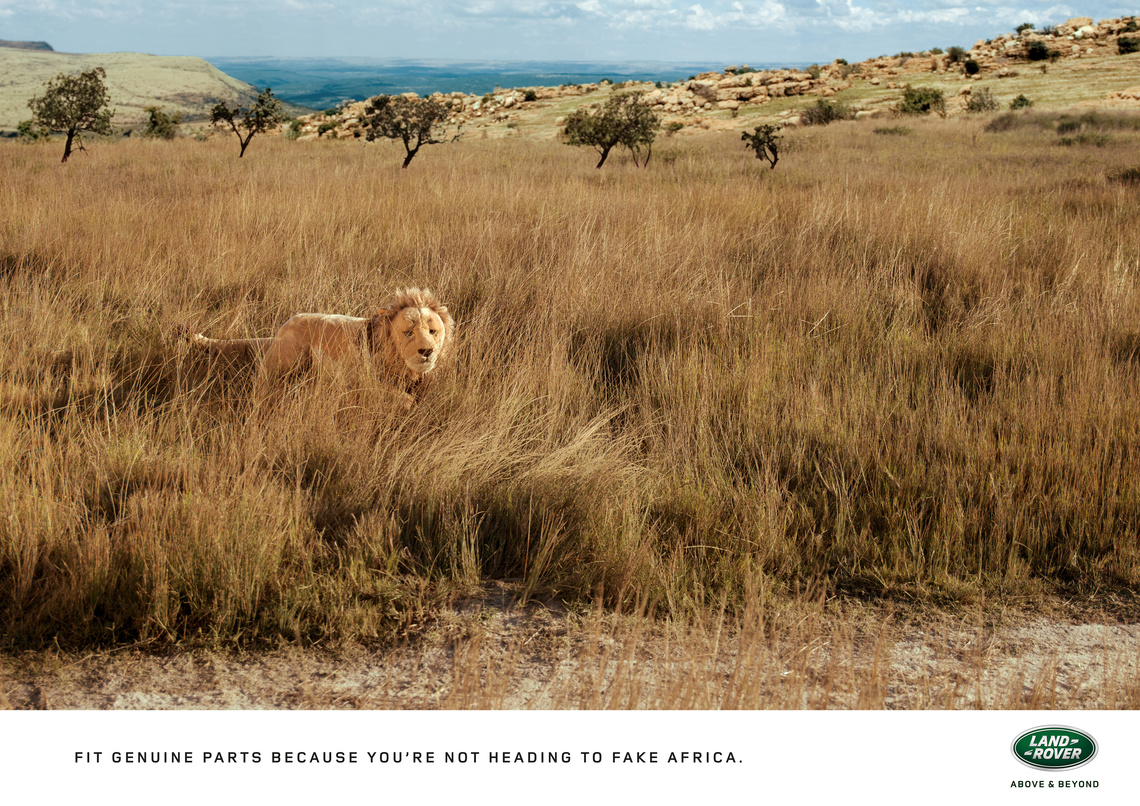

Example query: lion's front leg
[388,386,415,412]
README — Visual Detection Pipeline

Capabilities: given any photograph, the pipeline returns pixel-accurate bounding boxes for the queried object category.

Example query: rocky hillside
[0,46,292,131]
[291,15,1139,141]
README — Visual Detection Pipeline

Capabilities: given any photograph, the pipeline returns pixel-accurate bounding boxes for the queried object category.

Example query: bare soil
[4,586,1139,710]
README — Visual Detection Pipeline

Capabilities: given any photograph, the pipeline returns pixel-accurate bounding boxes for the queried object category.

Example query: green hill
[0,46,308,131]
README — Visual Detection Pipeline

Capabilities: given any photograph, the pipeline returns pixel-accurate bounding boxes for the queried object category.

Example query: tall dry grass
[2,115,1140,648]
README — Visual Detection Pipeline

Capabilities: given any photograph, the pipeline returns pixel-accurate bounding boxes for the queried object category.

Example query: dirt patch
[4,587,1139,710]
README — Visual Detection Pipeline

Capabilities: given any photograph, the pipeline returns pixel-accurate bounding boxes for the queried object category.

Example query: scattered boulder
[1106,86,1140,102]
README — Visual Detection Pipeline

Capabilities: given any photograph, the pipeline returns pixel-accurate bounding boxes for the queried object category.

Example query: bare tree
[363,94,461,168]
[210,87,284,157]
[27,67,115,163]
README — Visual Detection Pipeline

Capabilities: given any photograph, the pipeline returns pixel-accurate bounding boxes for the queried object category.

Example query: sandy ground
[4,585,1139,710]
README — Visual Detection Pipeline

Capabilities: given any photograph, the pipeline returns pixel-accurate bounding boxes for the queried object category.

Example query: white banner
[1,710,1135,804]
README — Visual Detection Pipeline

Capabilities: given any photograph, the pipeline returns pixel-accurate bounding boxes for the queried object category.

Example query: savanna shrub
[965,87,999,113]
[801,99,853,126]
[16,119,50,143]
[896,85,946,116]
[1108,166,1140,185]
[1026,41,1057,61]
[142,106,181,139]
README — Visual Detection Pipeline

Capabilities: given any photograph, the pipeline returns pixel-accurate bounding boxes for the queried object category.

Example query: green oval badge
[1012,726,1097,770]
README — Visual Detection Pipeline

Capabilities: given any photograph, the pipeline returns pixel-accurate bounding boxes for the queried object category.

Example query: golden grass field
[2,103,1140,688]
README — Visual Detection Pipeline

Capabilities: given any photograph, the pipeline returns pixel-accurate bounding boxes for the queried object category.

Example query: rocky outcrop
[963,16,1138,68]
[290,83,601,140]
[1106,86,1140,102]
[290,68,843,140]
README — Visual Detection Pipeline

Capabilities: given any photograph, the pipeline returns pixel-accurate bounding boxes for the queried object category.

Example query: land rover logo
[1012,726,1097,770]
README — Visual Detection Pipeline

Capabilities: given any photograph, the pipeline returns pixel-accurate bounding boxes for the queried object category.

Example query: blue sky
[0,1,1135,63]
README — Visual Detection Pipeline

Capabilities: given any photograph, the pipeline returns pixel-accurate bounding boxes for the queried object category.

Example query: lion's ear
[375,305,398,322]
[436,305,455,330]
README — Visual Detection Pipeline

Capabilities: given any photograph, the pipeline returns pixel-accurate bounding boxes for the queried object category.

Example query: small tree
[143,105,182,139]
[741,124,782,170]
[363,94,460,168]
[27,67,115,163]
[210,87,284,158]
[563,91,660,168]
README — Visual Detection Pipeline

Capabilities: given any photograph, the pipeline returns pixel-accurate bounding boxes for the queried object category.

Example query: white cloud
[895,7,973,25]
[684,3,716,29]
[0,0,1128,60]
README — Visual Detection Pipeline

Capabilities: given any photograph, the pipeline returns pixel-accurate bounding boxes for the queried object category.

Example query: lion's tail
[179,326,273,360]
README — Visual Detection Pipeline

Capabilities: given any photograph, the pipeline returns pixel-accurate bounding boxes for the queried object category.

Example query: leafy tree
[1119,37,1139,55]
[1015,22,1035,35]
[27,67,115,162]
[210,87,284,158]
[741,124,782,170]
[363,94,460,168]
[563,91,660,168]
[143,106,182,139]
[1009,94,1034,110]
[946,46,966,64]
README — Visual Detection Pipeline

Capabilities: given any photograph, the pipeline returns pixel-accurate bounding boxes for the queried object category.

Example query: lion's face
[389,304,449,376]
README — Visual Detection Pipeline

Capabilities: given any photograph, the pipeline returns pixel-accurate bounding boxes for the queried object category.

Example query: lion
[183,287,454,397]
